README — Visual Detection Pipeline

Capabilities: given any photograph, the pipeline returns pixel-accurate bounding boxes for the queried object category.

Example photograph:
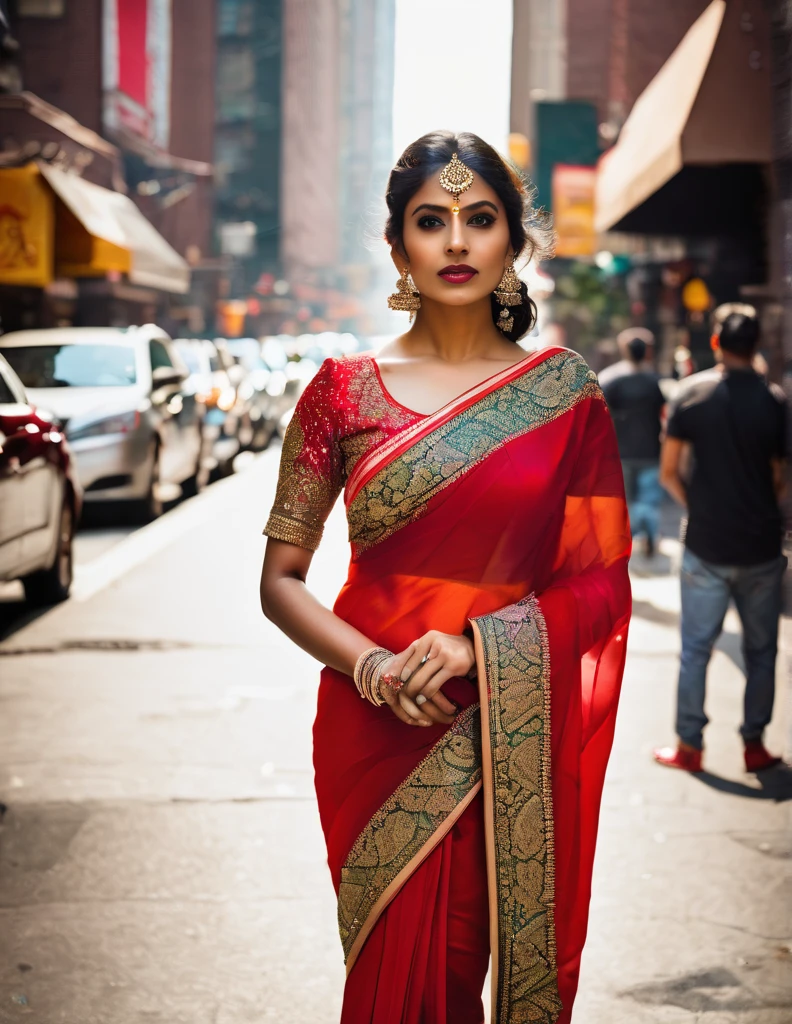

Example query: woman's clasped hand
[378,630,475,727]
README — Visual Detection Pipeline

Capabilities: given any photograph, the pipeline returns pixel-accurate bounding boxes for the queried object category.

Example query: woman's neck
[400,295,506,363]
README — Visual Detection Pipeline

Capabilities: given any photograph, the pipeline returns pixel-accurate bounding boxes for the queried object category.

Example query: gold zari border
[472,595,562,1024]
[347,351,601,552]
[337,703,482,966]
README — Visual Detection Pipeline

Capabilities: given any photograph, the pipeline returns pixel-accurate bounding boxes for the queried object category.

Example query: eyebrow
[411,200,499,216]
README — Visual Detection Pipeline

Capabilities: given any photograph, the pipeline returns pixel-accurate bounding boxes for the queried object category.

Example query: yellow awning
[0,164,55,288]
[38,163,190,294]
[595,0,772,233]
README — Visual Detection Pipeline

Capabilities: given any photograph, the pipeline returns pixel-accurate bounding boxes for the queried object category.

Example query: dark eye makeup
[416,213,496,230]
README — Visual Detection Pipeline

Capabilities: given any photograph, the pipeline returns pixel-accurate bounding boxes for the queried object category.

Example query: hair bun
[490,279,537,342]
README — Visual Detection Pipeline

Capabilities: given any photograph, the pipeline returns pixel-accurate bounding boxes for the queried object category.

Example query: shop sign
[103,0,172,150]
[552,164,597,258]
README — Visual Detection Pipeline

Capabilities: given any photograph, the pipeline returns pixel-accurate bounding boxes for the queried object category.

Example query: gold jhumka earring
[387,266,421,321]
[494,258,523,333]
[438,152,475,214]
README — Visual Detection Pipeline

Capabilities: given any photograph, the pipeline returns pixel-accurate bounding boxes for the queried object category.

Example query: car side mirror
[152,366,187,389]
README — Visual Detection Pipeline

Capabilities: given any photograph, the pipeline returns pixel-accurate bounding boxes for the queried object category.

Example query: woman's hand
[398,631,475,723]
[373,648,440,728]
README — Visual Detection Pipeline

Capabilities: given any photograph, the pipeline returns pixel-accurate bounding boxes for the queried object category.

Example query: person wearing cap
[601,328,666,557]
[655,310,787,774]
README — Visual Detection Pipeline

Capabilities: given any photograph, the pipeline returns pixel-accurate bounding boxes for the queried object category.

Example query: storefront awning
[38,163,190,294]
[594,0,772,234]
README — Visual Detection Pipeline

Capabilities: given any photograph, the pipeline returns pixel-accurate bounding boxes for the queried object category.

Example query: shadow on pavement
[621,963,788,1013]
[692,764,792,802]
[0,602,51,644]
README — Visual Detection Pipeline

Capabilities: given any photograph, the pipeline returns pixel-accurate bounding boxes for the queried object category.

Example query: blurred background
[0,2,790,1022]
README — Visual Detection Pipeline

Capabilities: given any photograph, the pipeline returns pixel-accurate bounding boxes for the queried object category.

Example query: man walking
[655,311,787,773]
[601,328,666,557]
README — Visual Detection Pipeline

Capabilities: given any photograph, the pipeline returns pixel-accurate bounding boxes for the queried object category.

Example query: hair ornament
[438,152,475,214]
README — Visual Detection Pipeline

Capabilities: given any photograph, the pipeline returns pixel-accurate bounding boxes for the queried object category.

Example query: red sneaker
[653,744,703,773]
[744,741,782,773]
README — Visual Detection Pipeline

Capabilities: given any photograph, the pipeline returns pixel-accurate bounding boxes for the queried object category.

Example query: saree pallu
[309,349,631,1024]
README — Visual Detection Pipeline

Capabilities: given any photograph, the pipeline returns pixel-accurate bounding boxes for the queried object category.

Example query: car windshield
[227,340,264,370]
[175,345,204,375]
[3,344,137,387]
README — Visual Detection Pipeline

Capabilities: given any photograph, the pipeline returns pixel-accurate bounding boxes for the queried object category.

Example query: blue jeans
[676,548,786,749]
[622,459,663,543]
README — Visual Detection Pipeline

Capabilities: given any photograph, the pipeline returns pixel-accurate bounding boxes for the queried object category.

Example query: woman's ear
[390,247,407,275]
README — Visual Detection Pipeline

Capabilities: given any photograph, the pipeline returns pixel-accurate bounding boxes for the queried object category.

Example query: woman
[260,131,631,1024]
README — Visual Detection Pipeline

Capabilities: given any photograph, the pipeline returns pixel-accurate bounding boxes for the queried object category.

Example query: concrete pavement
[0,449,790,1023]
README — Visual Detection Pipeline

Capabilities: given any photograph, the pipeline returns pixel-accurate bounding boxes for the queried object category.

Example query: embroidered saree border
[346,350,601,553]
[345,346,565,502]
[338,703,483,972]
[471,595,562,1024]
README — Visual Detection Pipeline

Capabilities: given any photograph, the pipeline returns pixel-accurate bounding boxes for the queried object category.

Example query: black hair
[719,312,760,357]
[384,130,545,342]
[626,337,647,363]
[617,327,654,364]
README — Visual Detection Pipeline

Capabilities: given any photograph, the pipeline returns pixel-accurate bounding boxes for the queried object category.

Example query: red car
[0,352,82,605]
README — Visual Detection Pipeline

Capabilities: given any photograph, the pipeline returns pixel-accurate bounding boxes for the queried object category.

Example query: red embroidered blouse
[263,355,420,550]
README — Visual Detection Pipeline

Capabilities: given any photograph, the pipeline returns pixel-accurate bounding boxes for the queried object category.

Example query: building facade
[2,0,217,332]
[214,0,282,290]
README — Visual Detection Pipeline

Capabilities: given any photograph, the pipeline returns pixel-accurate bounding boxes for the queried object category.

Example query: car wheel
[182,434,211,498]
[137,445,164,522]
[23,499,74,606]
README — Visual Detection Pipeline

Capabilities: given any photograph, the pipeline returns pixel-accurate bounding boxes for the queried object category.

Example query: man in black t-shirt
[654,312,787,774]
[601,329,666,557]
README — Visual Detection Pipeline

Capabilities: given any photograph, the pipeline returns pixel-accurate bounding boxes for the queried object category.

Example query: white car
[0,325,206,519]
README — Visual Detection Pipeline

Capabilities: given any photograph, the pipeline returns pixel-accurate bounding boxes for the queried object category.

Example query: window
[0,369,18,405]
[3,345,137,388]
[18,0,65,15]
[149,340,174,371]
[218,0,254,37]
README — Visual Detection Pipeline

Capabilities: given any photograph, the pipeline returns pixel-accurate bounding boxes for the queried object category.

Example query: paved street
[0,449,790,1024]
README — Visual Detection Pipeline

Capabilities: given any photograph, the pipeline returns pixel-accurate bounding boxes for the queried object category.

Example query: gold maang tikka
[438,153,475,214]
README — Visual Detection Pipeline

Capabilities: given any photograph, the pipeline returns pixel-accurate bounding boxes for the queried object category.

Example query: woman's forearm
[261,573,375,677]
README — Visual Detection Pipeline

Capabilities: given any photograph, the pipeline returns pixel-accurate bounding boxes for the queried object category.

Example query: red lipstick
[438,264,478,284]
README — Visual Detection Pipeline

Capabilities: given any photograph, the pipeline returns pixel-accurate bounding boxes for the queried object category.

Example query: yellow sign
[682,277,711,313]
[507,133,531,170]
[552,164,596,258]
[0,164,54,287]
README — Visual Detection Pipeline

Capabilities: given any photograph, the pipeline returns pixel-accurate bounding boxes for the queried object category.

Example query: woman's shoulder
[533,345,598,380]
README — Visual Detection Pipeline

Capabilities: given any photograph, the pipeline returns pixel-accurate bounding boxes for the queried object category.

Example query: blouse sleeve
[263,358,344,551]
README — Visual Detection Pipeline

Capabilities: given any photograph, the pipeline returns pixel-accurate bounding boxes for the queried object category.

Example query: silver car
[0,325,206,520]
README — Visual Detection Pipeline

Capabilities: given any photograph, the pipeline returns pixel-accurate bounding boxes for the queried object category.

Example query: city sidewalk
[0,450,790,1023]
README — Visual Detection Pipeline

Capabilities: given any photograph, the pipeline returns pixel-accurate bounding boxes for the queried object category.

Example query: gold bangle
[353,647,393,706]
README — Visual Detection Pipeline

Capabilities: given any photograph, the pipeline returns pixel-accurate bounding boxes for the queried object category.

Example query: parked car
[223,337,281,448]
[210,338,263,452]
[174,338,242,477]
[0,325,206,520]
[259,336,305,426]
[0,352,82,605]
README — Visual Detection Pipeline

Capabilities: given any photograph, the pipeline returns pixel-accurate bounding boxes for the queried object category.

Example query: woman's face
[394,171,513,308]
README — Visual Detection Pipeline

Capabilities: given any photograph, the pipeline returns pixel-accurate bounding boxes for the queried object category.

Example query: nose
[445,215,469,256]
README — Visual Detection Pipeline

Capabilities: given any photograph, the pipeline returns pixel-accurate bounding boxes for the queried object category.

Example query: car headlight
[67,410,141,441]
[217,386,236,412]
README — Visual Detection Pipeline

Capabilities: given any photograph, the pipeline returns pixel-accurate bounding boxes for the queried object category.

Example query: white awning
[38,162,190,294]
[595,0,772,233]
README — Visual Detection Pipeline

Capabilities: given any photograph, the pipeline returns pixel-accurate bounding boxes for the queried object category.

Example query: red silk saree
[264,346,631,1023]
